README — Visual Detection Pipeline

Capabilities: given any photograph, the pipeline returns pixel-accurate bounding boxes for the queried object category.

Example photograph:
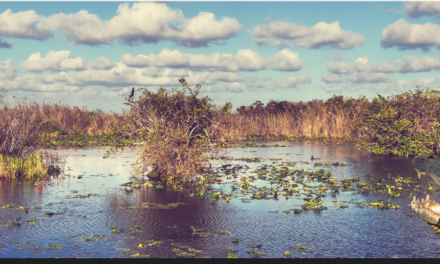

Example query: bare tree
[0,86,46,158]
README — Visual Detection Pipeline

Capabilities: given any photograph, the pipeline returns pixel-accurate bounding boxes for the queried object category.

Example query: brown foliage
[0,86,45,158]
[106,78,238,181]
[223,95,369,139]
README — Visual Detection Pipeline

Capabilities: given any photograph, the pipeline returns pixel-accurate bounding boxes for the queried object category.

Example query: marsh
[0,141,439,258]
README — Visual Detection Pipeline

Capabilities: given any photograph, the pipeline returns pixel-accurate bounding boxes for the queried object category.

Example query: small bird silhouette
[128,87,135,102]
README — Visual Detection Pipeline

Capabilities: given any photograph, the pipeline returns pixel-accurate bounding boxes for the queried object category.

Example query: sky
[1,1,440,113]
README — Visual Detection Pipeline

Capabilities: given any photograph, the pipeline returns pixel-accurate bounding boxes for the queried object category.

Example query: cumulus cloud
[51,61,246,89]
[326,56,396,75]
[121,49,237,71]
[249,20,365,49]
[395,55,440,73]
[271,49,306,71]
[380,19,440,52]
[35,2,243,48]
[235,49,267,71]
[326,61,352,74]
[404,2,440,18]
[121,48,306,72]
[321,73,341,84]
[352,57,396,73]
[324,56,397,84]
[0,75,80,92]
[21,50,87,72]
[223,82,248,93]
[88,57,117,70]
[0,9,53,41]
[3,51,249,95]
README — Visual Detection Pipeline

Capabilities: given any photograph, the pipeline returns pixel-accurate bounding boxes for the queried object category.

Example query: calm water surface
[0,141,439,258]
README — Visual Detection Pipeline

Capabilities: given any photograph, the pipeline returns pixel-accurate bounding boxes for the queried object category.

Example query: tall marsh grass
[0,152,61,179]
[221,95,369,140]
[0,86,64,179]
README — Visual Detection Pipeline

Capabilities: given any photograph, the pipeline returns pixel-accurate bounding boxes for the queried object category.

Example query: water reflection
[0,142,439,258]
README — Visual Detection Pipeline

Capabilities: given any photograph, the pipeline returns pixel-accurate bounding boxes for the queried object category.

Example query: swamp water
[0,141,439,258]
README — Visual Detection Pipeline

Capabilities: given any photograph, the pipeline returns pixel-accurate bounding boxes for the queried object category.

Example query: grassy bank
[0,152,62,180]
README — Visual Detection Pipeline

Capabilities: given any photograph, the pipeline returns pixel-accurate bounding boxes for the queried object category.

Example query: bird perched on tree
[128,87,135,102]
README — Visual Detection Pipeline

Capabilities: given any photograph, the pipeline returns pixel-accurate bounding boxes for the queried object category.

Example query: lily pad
[176,252,196,257]
[47,243,63,250]
[59,234,75,238]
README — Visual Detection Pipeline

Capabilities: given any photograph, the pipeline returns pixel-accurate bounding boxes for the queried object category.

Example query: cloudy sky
[1,1,440,113]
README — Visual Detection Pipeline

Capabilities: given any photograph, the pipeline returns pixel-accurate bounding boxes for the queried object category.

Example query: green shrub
[348,87,440,157]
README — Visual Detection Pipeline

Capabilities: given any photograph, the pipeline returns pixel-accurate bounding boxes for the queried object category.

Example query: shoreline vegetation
[1,79,439,181]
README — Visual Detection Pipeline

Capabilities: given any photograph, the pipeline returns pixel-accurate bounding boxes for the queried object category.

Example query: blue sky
[1,1,440,113]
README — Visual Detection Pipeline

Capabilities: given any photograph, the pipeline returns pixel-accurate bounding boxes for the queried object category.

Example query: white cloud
[352,58,396,73]
[0,59,17,80]
[235,49,267,71]
[368,77,440,93]
[271,48,306,71]
[21,50,87,72]
[347,72,394,83]
[121,49,236,70]
[249,20,365,49]
[35,2,243,48]
[0,9,53,41]
[404,2,440,18]
[160,68,190,78]
[122,48,307,72]
[199,71,246,83]
[88,57,117,70]
[4,52,248,95]
[326,61,352,74]
[355,56,369,64]
[395,55,440,73]
[223,82,248,93]
[380,19,440,52]
[321,73,341,84]
[326,56,396,75]
[0,75,80,92]
[59,61,246,89]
